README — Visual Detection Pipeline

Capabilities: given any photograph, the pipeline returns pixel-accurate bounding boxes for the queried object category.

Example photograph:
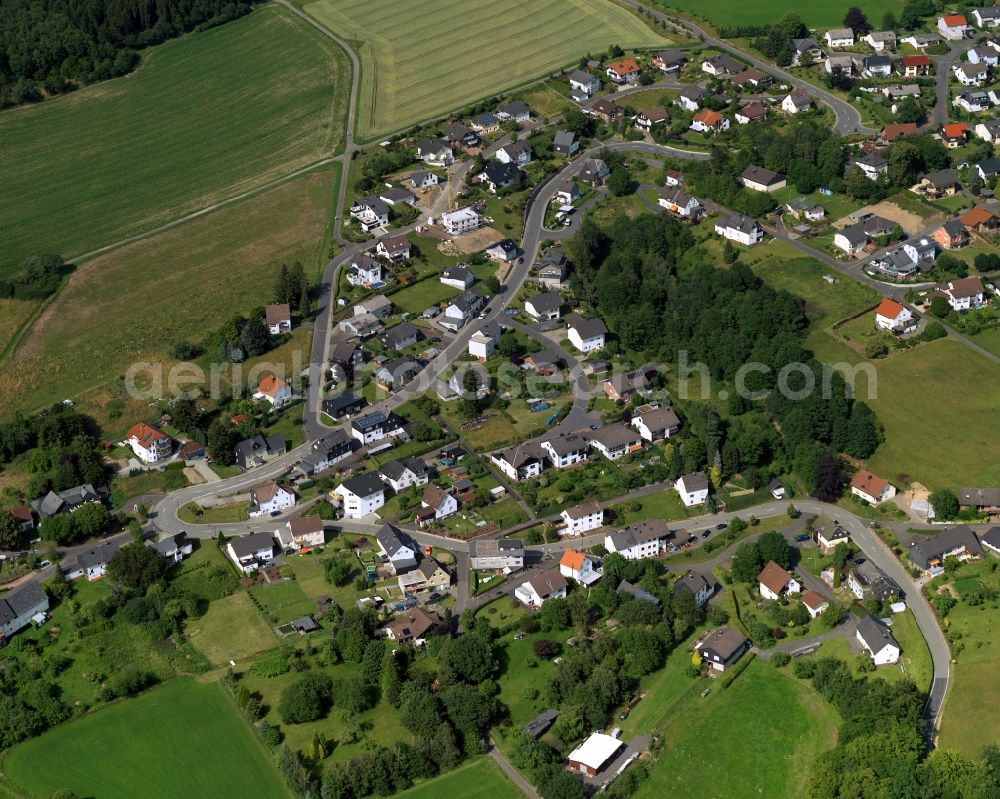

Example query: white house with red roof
[255,375,293,407]
[758,560,801,600]
[559,549,602,585]
[801,590,830,619]
[606,58,640,84]
[850,470,897,505]
[938,13,969,39]
[248,480,296,517]
[127,423,172,463]
[874,299,916,334]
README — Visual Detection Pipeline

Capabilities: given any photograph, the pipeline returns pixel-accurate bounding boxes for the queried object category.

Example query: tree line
[0,0,263,108]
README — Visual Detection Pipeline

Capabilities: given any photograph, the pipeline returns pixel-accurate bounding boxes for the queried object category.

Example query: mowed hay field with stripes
[0,5,349,273]
[655,0,903,28]
[304,0,665,140]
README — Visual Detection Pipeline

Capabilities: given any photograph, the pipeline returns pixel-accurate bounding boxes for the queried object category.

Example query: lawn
[935,560,1000,756]
[304,0,665,140]
[391,277,462,316]
[110,464,192,507]
[3,680,290,799]
[0,5,348,271]
[395,758,522,799]
[0,298,38,357]
[248,579,317,626]
[634,658,839,799]
[179,502,249,524]
[650,0,904,31]
[186,591,279,667]
[0,167,333,419]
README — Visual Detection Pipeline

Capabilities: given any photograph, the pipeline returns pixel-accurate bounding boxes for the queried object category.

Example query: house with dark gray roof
[523,709,559,738]
[31,483,100,518]
[909,525,983,572]
[696,627,750,671]
[856,615,900,664]
[64,540,123,581]
[235,434,287,470]
[375,524,417,574]
[0,581,49,640]
[298,429,353,476]
[469,538,525,570]
[226,532,277,574]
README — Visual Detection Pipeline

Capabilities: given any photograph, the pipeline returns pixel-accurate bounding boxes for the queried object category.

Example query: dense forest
[567,213,882,497]
[0,0,262,107]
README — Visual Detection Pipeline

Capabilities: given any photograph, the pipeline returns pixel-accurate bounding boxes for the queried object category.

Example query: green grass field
[397,758,522,799]
[634,658,838,799]
[3,680,290,799]
[0,5,347,272]
[0,169,332,421]
[654,0,904,30]
[304,0,664,140]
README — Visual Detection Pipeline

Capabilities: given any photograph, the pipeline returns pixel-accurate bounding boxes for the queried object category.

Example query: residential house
[910,525,984,572]
[568,70,600,95]
[690,109,728,133]
[417,138,453,165]
[346,254,385,287]
[933,219,971,250]
[9,505,34,533]
[0,581,49,642]
[377,186,417,207]
[381,607,443,643]
[553,130,579,156]
[496,100,531,123]
[861,55,893,78]
[959,487,1000,514]
[566,314,607,352]
[914,168,960,198]
[330,338,364,379]
[338,313,381,340]
[974,6,1000,26]
[478,161,521,193]
[715,213,764,245]
[514,569,568,606]
[881,122,919,143]
[864,30,897,50]
[801,590,830,619]
[870,247,920,279]
[618,579,661,605]
[297,429,353,476]
[962,205,1000,233]
[785,196,826,221]
[848,560,900,600]
[824,28,855,48]
[470,537,525,571]
[255,375,292,407]
[374,356,422,392]
[559,549,602,586]
[939,14,970,39]
[225,534,276,574]
[792,38,824,65]
[702,54,745,76]
[969,44,1000,65]
[658,186,702,219]
[826,53,856,74]
[265,303,291,334]
[606,519,671,560]
[936,276,985,309]
[675,86,704,112]
[561,502,604,535]
[580,158,610,185]
[538,252,569,288]
[491,442,546,482]
[603,369,649,401]
[443,122,478,148]
[734,102,768,124]
[857,615,901,664]
[606,58,640,84]
[247,480,295,518]
[901,55,931,76]
[696,626,750,671]
[278,516,325,551]
[397,557,451,593]
[420,485,458,521]
[631,406,681,441]
[350,196,390,232]
[31,483,101,518]
[376,234,411,262]
[441,206,482,235]
[354,295,392,320]
[738,165,786,192]
[379,321,420,352]
[903,32,944,48]
[335,473,386,519]
[955,89,991,113]
[856,151,889,180]
[375,524,417,574]
[126,422,172,463]
[235,434,287,470]
[874,299,917,335]
[442,289,486,330]
[587,423,643,461]
[555,180,581,205]
[524,291,562,321]
[590,98,625,125]
[470,112,500,134]
[850,469,897,505]
[63,540,122,581]
[758,560,801,600]
[541,434,589,468]
[405,170,439,190]
[675,571,715,606]
[881,83,921,101]
[731,68,771,90]
[675,471,709,507]
[635,106,669,131]
[651,48,686,72]
[322,390,366,420]
[768,479,786,500]
[487,238,521,263]
[983,526,1000,554]
[833,215,896,254]
[440,264,475,290]
[954,63,987,85]
[495,140,533,166]
[468,321,502,360]
[378,458,429,493]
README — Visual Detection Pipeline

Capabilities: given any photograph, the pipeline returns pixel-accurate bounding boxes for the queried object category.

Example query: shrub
[250,653,291,678]
[771,651,791,668]
[278,672,333,724]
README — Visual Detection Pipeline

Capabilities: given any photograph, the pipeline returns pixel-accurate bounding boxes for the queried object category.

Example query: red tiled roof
[961,206,996,227]
[942,14,967,26]
[882,122,917,142]
[875,298,904,319]
[758,560,792,595]
[257,375,288,397]
[692,109,723,125]
[941,122,969,138]
[801,590,828,610]
[850,469,889,498]
[607,58,640,76]
[127,422,169,447]
[902,55,929,66]
[560,549,587,570]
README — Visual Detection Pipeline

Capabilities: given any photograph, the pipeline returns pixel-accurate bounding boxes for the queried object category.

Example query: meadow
[0,5,348,272]
[303,0,665,140]
[654,0,904,29]
[0,169,333,420]
[396,758,521,799]
[2,680,291,799]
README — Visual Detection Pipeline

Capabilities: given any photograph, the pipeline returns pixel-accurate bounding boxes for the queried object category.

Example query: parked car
[686,535,698,545]
[701,530,711,538]
[716,523,727,530]
[794,533,811,542]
